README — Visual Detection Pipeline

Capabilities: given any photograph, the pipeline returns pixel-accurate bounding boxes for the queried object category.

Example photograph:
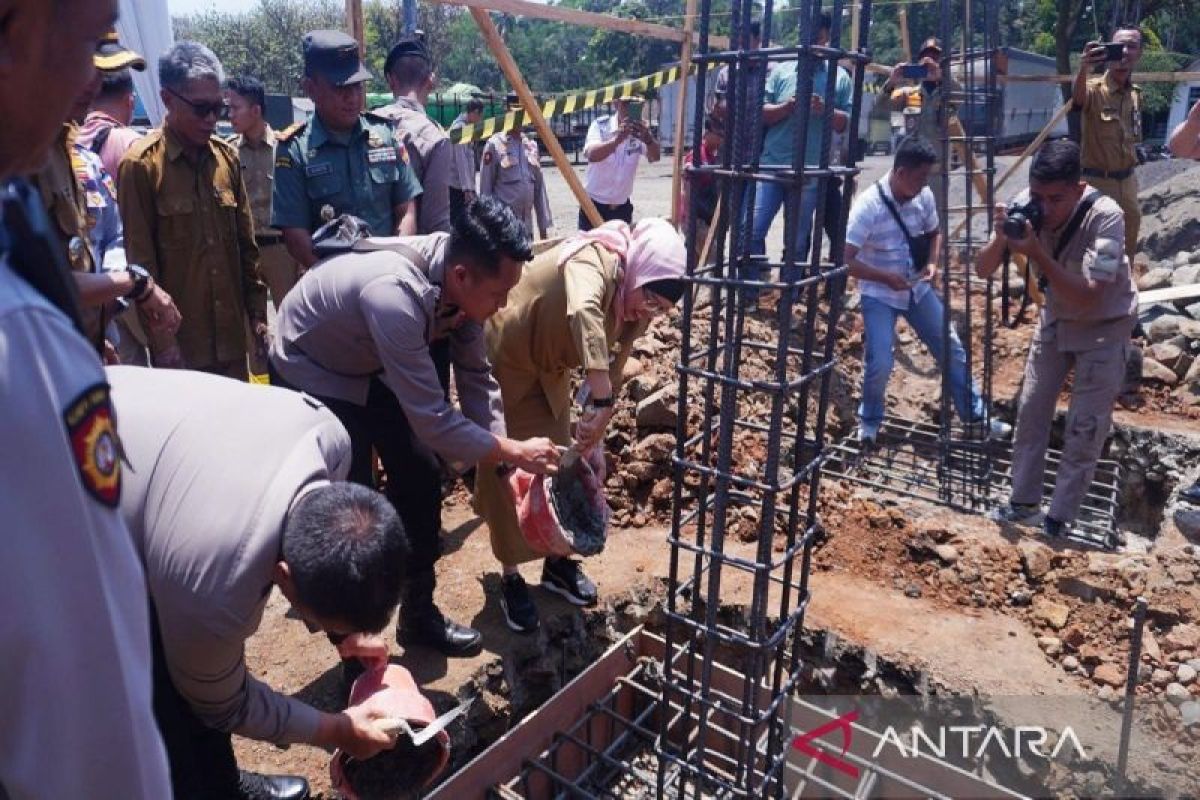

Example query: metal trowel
[375,694,476,747]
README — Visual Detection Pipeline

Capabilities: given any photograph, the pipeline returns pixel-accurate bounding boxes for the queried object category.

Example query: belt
[589,197,631,210]
[256,233,284,246]
[1082,167,1134,181]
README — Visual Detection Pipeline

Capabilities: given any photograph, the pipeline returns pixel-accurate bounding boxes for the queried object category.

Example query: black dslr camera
[1003,199,1043,240]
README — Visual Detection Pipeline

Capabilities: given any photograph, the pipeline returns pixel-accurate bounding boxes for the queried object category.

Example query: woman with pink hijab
[474,218,686,634]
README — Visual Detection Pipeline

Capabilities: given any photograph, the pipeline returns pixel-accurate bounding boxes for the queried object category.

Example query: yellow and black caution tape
[449,64,695,144]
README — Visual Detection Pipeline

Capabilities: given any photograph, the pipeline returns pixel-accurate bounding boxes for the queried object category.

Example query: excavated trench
[422,582,1189,799]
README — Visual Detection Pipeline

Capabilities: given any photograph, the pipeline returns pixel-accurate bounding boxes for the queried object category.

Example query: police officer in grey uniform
[375,34,453,234]
[479,97,553,239]
[270,197,561,655]
[108,366,408,800]
[0,0,172,795]
[273,30,422,270]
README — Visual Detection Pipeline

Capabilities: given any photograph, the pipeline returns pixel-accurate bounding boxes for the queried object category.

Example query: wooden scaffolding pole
[346,0,365,55]
[898,6,911,62]
[469,7,603,228]
[670,0,697,226]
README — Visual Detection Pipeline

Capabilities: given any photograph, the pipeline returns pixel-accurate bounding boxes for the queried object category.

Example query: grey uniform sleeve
[452,141,475,192]
[360,278,498,463]
[0,300,171,799]
[451,319,507,439]
[419,138,453,234]
[150,584,321,744]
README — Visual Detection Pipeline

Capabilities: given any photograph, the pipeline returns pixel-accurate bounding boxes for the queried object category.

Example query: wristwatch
[124,264,152,302]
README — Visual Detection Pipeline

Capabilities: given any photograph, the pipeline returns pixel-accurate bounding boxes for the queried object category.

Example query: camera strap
[1003,191,1098,329]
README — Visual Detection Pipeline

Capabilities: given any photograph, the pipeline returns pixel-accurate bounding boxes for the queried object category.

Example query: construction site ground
[239,156,1200,797]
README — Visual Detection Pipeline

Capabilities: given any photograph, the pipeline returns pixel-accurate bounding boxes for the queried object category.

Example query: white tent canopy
[117,0,174,125]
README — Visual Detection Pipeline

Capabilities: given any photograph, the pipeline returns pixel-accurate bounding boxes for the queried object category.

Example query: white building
[1165,57,1200,137]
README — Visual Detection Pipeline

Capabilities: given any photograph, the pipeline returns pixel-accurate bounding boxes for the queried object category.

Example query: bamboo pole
[898,6,911,62]
[670,0,697,226]
[469,7,603,228]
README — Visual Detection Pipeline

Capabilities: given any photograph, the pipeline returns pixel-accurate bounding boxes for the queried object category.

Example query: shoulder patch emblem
[275,154,294,169]
[483,149,493,165]
[62,383,122,508]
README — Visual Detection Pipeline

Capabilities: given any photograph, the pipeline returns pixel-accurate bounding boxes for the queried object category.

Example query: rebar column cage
[661,0,872,795]
[820,0,1119,550]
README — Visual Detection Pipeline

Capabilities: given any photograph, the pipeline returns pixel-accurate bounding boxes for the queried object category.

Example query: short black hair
[97,69,135,102]
[1110,22,1146,42]
[819,11,833,31]
[749,20,762,39]
[466,98,484,114]
[226,74,266,112]
[1029,138,1081,184]
[282,483,408,633]
[388,54,433,94]
[448,195,534,274]
[894,135,938,170]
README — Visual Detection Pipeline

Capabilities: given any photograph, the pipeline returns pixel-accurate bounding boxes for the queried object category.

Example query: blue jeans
[858,290,985,435]
[744,180,820,286]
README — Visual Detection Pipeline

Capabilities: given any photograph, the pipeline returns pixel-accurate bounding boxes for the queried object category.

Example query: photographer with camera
[977,139,1137,537]
[845,136,1008,446]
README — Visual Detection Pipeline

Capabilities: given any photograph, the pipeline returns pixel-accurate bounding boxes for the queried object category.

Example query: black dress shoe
[400,606,483,655]
[237,770,309,800]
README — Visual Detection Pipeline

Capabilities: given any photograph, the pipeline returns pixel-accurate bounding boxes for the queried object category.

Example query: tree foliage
[172,0,1199,110]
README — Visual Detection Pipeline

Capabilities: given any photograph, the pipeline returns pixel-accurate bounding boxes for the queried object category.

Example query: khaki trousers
[474,367,572,567]
[1088,174,1140,261]
[1009,323,1124,523]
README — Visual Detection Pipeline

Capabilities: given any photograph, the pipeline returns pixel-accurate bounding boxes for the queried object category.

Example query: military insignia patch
[62,383,122,508]
[367,147,398,165]
[483,150,493,165]
[275,155,293,169]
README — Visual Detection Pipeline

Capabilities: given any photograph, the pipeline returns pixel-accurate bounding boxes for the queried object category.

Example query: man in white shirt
[580,95,660,229]
[844,136,1008,444]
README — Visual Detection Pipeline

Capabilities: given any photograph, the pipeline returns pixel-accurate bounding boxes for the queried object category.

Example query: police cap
[384,33,431,76]
[303,30,372,86]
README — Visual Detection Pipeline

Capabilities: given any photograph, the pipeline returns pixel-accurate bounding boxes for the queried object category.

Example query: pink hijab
[557,218,686,320]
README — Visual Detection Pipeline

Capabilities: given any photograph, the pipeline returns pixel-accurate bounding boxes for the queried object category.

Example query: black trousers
[282,342,452,583]
[150,606,241,799]
[578,197,633,230]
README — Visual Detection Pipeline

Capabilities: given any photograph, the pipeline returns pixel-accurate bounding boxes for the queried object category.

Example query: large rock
[1019,542,1054,582]
[1137,267,1173,291]
[1173,264,1200,288]
[1147,315,1193,343]
[1092,663,1125,688]
[635,387,678,430]
[1032,597,1071,630]
[1143,358,1179,385]
[1138,168,1200,261]
[1150,342,1187,372]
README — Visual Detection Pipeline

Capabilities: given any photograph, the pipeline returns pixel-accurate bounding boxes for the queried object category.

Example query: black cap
[384,33,430,76]
[918,37,943,57]
[303,30,372,86]
[505,92,521,109]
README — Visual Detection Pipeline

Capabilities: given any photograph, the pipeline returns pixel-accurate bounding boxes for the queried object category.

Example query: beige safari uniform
[479,132,553,238]
[474,242,645,566]
[1008,189,1137,523]
[31,125,105,346]
[119,127,266,377]
[230,125,298,306]
[1079,73,1142,260]
[375,97,453,234]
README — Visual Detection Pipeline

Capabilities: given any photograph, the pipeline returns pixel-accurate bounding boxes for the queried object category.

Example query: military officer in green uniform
[273,30,422,270]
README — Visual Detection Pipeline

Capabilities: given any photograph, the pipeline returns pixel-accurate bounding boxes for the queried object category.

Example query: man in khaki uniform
[480,102,553,239]
[978,140,1137,537]
[376,34,453,234]
[120,41,267,377]
[1073,27,1144,261]
[227,74,297,305]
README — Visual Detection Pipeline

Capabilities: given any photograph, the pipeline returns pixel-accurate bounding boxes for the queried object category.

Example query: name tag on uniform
[368,147,398,165]
[306,162,333,178]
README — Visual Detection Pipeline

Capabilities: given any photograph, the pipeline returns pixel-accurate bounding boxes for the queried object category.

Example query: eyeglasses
[167,87,229,120]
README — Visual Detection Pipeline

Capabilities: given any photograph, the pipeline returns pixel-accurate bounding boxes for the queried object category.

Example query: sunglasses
[167,87,229,120]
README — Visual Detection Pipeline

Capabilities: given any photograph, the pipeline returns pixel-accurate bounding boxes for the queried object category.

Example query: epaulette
[277,121,307,143]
